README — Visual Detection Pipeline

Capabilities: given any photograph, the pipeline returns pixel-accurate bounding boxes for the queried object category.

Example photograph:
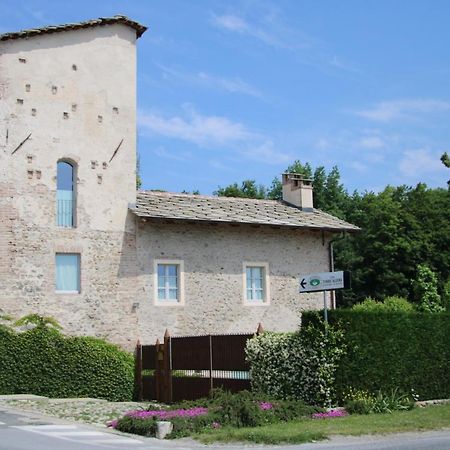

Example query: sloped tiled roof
[132,191,360,232]
[0,16,147,41]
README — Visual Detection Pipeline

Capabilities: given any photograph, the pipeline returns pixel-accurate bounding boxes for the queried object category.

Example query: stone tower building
[1,17,358,350]
[0,17,147,347]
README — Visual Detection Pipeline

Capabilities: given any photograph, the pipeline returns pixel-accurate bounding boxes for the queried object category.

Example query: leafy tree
[215,180,266,199]
[441,152,450,188]
[336,183,450,306]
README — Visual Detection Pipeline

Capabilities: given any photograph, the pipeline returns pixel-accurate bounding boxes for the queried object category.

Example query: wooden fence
[135,325,263,403]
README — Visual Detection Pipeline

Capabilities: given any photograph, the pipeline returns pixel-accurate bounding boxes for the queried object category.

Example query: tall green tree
[214,180,266,199]
[442,152,450,188]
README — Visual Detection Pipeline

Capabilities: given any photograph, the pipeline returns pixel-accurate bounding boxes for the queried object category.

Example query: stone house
[0,16,358,349]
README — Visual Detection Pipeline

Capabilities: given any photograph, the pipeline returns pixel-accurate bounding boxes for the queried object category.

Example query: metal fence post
[134,340,143,401]
[163,329,173,403]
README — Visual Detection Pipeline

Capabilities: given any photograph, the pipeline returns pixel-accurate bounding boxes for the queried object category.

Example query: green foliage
[442,152,450,188]
[412,265,444,312]
[335,184,450,307]
[344,388,414,414]
[136,153,142,189]
[116,416,156,436]
[302,310,450,401]
[0,318,134,401]
[352,296,415,312]
[14,314,62,329]
[215,180,266,199]
[343,388,376,415]
[210,390,265,428]
[116,390,321,439]
[443,279,450,311]
[246,322,345,406]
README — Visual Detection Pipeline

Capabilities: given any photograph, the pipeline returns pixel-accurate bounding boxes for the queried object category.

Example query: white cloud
[210,11,360,75]
[138,106,255,146]
[399,148,447,178]
[354,99,450,122]
[358,136,385,149]
[210,13,287,48]
[139,106,293,165]
[153,146,191,162]
[348,161,367,172]
[242,140,294,165]
[209,159,234,171]
[156,63,263,98]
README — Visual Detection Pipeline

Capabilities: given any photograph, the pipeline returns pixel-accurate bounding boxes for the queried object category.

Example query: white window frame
[55,253,81,294]
[154,259,185,306]
[243,262,270,306]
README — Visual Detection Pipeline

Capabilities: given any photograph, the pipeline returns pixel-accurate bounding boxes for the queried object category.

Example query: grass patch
[197,404,450,445]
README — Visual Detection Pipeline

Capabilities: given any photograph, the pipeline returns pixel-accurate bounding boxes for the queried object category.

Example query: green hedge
[302,310,450,401]
[0,325,134,401]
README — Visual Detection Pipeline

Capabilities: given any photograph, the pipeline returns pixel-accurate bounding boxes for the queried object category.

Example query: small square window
[56,253,80,293]
[244,263,269,304]
[155,260,184,305]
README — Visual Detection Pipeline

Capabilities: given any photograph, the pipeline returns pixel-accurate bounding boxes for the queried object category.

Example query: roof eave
[129,209,360,233]
[0,16,147,42]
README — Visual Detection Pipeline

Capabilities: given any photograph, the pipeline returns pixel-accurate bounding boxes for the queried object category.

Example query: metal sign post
[299,271,351,329]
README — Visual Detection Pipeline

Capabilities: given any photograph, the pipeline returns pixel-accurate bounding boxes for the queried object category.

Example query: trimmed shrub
[0,322,134,401]
[352,296,415,312]
[245,323,345,406]
[303,310,450,401]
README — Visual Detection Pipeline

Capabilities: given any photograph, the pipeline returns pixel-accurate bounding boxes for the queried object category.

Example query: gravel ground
[0,396,160,427]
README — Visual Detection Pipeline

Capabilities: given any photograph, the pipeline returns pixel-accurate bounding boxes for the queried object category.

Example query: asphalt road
[0,408,449,450]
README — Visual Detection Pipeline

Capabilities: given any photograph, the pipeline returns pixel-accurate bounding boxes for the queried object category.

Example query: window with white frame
[244,263,269,304]
[55,253,80,293]
[155,260,184,304]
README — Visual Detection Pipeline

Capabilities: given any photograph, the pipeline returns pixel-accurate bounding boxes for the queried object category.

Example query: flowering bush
[258,401,273,410]
[344,387,416,415]
[246,322,345,406]
[113,390,323,438]
[312,409,348,419]
[126,407,208,420]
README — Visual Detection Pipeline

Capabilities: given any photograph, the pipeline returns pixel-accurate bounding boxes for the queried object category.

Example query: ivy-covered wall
[0,324,134,401]
[303,310,450,401]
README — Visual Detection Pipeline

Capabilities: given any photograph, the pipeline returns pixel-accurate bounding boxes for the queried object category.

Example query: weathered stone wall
[135,220,333,344]
[0,22,336,351]
[0,24,140,348]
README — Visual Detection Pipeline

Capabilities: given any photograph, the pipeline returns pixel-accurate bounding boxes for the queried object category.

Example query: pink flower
[312,409,348,419]
[125,407,208,420]
[107,419,119,428]
[258,401,274,411]
[212,422,221,429]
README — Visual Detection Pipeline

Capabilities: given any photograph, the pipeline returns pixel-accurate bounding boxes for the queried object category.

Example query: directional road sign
[299,271,351,293]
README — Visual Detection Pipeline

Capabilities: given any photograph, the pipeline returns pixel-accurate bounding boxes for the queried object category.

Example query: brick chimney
[282,173,313,211]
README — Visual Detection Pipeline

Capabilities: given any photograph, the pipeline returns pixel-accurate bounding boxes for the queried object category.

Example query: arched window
[57,161,76,227]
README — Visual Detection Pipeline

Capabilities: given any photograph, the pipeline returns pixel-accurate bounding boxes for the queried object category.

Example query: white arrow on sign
[299,271,349,293]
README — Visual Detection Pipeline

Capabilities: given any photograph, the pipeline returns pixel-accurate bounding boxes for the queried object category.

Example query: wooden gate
[135,325,262,403]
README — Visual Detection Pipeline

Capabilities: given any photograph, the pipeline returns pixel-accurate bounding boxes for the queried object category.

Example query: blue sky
[2,0,450,194]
